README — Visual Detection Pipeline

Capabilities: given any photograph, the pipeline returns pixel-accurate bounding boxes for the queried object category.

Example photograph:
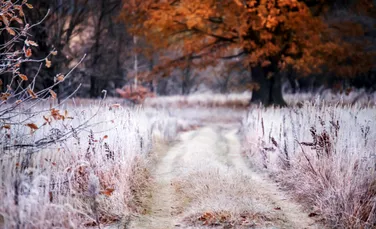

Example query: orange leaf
[2,124,11,129]
[56,74,64,82]
[27,88,38,98]
[1,93,11,101]
[6,27,16,36]
[49,90,57,99]
[25,48,32,58]
[12,17,23,24]
[103,135,108,139]
[25,123,38,130]
[25,3,33,9]
[18,8,25,17]
[100,188,115,196]
[45,58,51,68]
[19,74,28,81]
[25,40,38,47]
[1,15,9,26]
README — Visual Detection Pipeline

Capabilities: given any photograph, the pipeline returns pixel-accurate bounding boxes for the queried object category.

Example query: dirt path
[129,125,319,229]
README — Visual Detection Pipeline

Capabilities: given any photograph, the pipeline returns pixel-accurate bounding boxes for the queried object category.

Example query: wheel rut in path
[129,125,320,229]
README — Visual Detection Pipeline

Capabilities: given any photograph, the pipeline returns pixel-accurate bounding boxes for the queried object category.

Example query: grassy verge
[242,102,376,228]
[0,103,174,228]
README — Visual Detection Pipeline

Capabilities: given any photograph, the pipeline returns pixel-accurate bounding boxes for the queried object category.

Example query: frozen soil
[128,124,320,229]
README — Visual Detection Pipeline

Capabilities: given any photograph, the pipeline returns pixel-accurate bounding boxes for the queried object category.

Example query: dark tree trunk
[90,75,97,98]
[286,66,298,94]
[182,65,190,95]
[250,65,287,107]
[90,0,105,98]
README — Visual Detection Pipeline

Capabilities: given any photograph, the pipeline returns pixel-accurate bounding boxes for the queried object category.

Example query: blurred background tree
[120,0,376,105]
[19,0,135,98]
[1,0,375,104]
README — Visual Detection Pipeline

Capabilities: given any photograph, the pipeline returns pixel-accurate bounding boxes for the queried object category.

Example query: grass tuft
[243,102,376,228]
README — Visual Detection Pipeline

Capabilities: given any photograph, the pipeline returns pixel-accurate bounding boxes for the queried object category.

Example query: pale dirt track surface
[129,123,320,229]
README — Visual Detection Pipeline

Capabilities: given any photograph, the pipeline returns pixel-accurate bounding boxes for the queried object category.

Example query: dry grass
[182,210,273,228]
[243,102,376,228]
[144,92,252,109]
[284,90,376,107]
[158,127,308,229]
[0,102,176,228]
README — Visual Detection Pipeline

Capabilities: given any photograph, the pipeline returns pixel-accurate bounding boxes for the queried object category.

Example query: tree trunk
[286,66,298,94]
[182,60,191,95]
[133,35,138,88]
[90,0,105,98]
[90,75,97,98]
[250,65,287,106]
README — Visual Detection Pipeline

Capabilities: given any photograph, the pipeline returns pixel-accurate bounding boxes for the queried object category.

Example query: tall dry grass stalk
[243,102,376,228]
[0,103,176,228]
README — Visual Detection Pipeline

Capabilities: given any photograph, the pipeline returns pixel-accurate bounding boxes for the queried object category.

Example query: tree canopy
[121,0,375,105]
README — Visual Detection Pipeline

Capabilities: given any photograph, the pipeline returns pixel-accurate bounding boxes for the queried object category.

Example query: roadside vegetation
[243,102,376,228]
[0,101,178,228]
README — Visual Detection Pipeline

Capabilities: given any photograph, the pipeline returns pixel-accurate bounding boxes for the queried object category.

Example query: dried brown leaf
[17,7,24,16]
[100,188,115,196]
[6,27,16,36]
[45,58,51,68]
[25,123,38,130]
[27,88,37,98]
[1,93,11,101]
[25,40,38,47]
[2,124,11,129]
[25,48,32,58]
[12,17,23,24]
[19,74,28,81]
[25,3,33,9]
[56,74,64,82]
[49,90,57,99]
[1,15,9,26]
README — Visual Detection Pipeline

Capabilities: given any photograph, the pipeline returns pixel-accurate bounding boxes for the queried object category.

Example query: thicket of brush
[0,103,175,228]
[243,102,376,228]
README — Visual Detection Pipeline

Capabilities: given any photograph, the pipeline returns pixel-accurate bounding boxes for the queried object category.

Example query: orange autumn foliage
[116,85,156,104]
[120,0,375,78]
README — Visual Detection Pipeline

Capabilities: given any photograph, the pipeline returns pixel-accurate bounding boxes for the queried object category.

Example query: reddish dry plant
[184,211,273,228]
[116,85,155,104]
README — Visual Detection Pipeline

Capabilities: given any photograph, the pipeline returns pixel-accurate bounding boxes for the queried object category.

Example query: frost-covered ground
[144,89,376,108]
[0,102,179,228]
[242,102,376,228]
[129,125,319,229]
[284,90,376,106]
[1,92,375,229]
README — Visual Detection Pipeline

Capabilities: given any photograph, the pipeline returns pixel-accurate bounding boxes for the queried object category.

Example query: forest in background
[0,0,375,105]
